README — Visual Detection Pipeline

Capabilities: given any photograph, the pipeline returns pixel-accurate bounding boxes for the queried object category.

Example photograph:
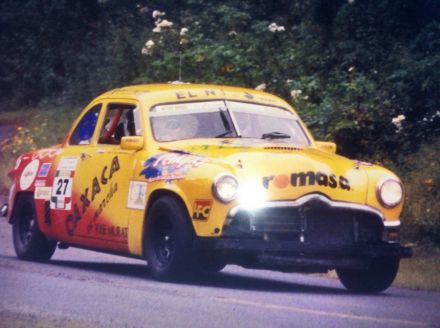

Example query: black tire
[144,196,195,280]
[336,257,400,293]
[12,193,56,261]
[195,254,227,273]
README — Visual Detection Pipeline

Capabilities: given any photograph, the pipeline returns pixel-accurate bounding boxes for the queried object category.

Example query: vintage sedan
[2,84,411,293]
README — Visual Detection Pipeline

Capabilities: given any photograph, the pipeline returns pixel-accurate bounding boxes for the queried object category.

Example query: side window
[99,103,141,145]
[69,104,101,145]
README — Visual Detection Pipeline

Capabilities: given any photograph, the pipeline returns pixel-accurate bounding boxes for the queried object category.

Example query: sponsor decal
[263,171,351,191]
[50,157,78,211]
[193,199,213,220]
[37,163,52,178]
[19,159,39,190]
[57,156,79,171]
[93,182,118,220]
[140,152,206,182]
[34,186,52,200]
[92,223,128,239]
[67,156,120,236]
[34,179,47,187]
[31,148,61,160]
[51,176,73,210]
[175,89,216,100]
[127,181,148,210]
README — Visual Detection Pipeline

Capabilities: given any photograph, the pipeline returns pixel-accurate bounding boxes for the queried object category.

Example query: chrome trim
[212,173,239,203]
[229,194,385,221]
[384,220,401,227]
[376,177,404,209]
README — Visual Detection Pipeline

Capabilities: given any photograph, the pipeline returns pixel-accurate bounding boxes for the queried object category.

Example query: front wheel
[12,194,57,261]
[144,196,195,280]
[336,257,399,293]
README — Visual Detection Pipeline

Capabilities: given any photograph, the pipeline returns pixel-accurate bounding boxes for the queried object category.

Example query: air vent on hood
[263,146,302,151]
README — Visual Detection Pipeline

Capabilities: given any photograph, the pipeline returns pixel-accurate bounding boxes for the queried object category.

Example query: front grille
[223,197,384,245]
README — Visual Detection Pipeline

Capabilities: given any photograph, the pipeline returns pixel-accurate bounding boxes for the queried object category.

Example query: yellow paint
[45,84,404,256]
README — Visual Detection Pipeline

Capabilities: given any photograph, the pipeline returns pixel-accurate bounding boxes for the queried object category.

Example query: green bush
[0,0,439,244]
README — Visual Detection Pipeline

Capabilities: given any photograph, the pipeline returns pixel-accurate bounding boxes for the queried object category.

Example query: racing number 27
[53,177,72,197]
[56,178,70,195]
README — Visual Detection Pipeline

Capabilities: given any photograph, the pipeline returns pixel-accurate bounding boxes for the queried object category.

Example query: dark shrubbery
[0,0,439,244]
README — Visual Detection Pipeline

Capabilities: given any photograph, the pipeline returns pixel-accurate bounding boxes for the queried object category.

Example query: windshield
[150,100,310,146]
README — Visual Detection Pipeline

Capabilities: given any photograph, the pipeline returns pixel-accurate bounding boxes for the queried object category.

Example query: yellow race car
[3,84,411,293]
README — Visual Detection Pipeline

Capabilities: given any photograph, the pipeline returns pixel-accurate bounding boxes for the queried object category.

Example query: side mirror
[315,141,337,154]
[121,136,144,151]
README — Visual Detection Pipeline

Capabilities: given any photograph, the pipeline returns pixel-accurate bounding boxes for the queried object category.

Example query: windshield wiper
[215,130,233,138]
[215,109,236,138]
[261,131,291,140]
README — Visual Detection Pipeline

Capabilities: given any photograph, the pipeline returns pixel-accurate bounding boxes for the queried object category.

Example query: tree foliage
[0,0,439,242]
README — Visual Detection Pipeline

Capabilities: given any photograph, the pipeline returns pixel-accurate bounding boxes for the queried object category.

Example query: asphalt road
[1,205,439,327]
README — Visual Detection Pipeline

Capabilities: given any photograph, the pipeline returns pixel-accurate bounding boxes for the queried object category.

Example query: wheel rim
[152,217,175,268]
[18,208,35,247]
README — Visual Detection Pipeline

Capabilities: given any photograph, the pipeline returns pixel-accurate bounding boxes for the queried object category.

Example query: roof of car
[95,83,290,108]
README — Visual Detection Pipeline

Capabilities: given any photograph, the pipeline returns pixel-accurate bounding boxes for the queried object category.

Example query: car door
[50,102,143,253]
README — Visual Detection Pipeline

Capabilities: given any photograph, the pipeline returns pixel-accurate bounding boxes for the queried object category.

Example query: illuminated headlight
[213,174,239,203]
[376,178,404,208]
[238,181,267,210]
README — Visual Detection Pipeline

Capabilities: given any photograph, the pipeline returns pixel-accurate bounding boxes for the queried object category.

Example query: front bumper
[197,194,411,272]
[195,238,412,271]
[196,238,412,258]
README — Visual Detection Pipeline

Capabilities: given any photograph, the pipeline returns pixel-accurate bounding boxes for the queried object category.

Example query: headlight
[376,178,404,208]
[238,180,267,210]
[212,173,239,203]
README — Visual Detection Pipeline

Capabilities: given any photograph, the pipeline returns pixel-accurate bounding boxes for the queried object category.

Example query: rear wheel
[336,257,399,293]
[145,196,195,280]
[12,194,56,261]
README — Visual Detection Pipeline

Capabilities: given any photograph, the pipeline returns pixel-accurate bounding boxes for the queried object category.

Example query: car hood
[161,139,369,204]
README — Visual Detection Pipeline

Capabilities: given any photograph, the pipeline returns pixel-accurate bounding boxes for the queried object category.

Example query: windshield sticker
[263,171,351,191]
[140,152,206,182]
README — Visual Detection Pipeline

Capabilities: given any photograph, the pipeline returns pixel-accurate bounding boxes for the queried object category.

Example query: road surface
[0,199,439,327]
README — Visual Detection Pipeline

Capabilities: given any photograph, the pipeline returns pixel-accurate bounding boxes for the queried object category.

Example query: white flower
[255,83,266,91]
[348,0,355,3]
[228,30,237,37]
[152,10,165,18]
[141,47,149,55]
[268,22,285,33]
[145,40,155,49]
[180,27,188,36]
[348,66,355,72]
[436,110,440,117]
[156,19,173,28]
[152,26,161,33]
[286,79,293,84]
[391,114,406,130]
[290,89,302,99]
